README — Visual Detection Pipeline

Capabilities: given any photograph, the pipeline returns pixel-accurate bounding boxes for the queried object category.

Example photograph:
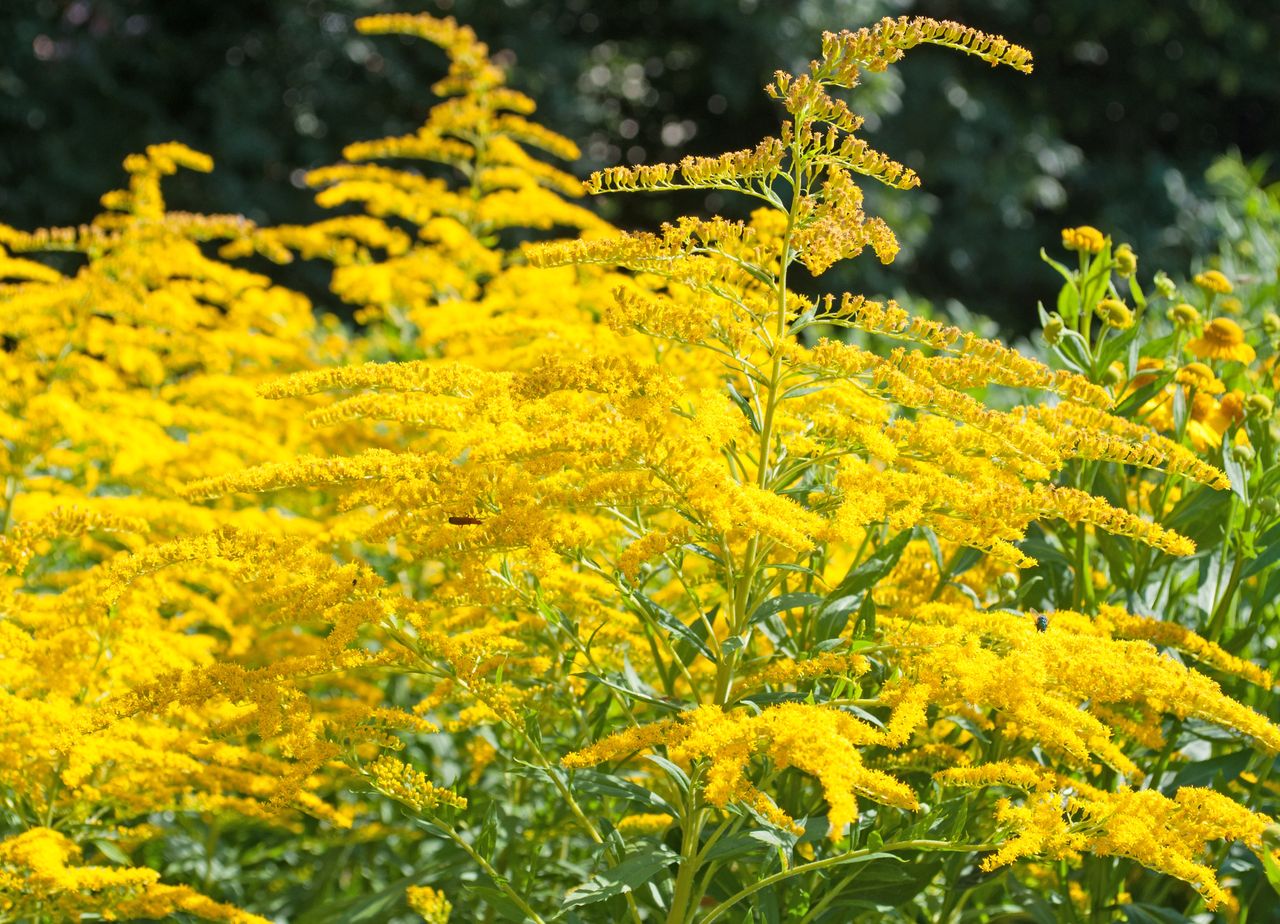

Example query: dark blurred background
[2,0,1277,334]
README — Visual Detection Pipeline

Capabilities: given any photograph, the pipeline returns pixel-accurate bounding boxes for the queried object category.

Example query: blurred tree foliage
[2,0,1277,332]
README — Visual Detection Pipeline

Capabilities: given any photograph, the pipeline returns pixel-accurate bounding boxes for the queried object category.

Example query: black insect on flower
[1035,614,1049,633]
[448,515,485,525]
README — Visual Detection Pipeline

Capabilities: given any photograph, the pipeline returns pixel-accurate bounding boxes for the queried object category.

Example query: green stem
[665,775,707,924]
[437,819,548,924]
[1206,499,1248,643]
[710,126,803,707]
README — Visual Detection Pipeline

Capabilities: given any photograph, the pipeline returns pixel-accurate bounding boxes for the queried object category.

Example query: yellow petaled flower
[1193,269,1233,294]
[1187,317,1255,364]
[407,886,452,924]
[1185,391,1245,452]
[1169,302,1201,328]
[1096,298,1133,330]
[1174,361,1225,395]
[1061,225,1105,254]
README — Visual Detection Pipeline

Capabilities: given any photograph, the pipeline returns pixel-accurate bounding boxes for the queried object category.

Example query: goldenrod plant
[3,11,1279,924]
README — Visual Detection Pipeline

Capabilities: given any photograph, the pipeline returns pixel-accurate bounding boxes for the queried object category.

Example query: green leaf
[475,801,500,860]
[1113,373,1173,417]
[682,542,724,565]
[464,884,536,922]
[1223,438,1250,503]
[825,854,931,908]
[89,838,131,865]
[816,530,911,640]
[577,670,682,712]
[852,593,875,638]
[750,592,823,625]
[645,754,692,795]
[562,845,679,908]
[1052,328,1092,373]
[1164,485,1231,549]
[675,605,718,665]
[1261,848,1280,901]
[727,382,761,433]
[702,833,772,863]
[756,881,781,924]
[762,561,818,576]
[523,713,542,750]
[316,873,423,923]
[1165,749,1252,793]
[1243,535,1280,579]
[630,588,717,663]
[1120,903,1197,924]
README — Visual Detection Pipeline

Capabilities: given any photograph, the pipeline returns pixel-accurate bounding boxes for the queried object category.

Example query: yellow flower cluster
[5,9,1275,922]
[367,756,468,813]
[407,885,453,924]
[0,828,269,923]
[565,703,919,838]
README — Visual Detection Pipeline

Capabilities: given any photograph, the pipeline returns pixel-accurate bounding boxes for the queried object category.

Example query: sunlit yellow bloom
[407,885,453,924]
[1174,361,1225,395]
[1061,226,1105,253]
[616,813,675,836]
[1187,317,1255,363]
[0,828,270,923]
[1193,269,1233,294]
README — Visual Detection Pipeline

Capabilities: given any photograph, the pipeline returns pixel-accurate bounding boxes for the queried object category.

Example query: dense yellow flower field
[3,12,1280,924]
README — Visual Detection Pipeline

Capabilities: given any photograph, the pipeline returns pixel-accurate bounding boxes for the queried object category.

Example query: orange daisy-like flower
[1186,390,1245,452]
[1187,317,1255,364]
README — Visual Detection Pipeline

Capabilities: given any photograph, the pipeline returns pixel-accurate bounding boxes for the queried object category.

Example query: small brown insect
[448,515,484,526]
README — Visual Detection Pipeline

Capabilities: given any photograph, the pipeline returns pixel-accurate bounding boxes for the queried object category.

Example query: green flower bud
[1246,394,1274,419]
[1113,243,1137,278]
[1042,316,1065,346]
[1153,271,1177,300]
[1232,443,1256,465]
